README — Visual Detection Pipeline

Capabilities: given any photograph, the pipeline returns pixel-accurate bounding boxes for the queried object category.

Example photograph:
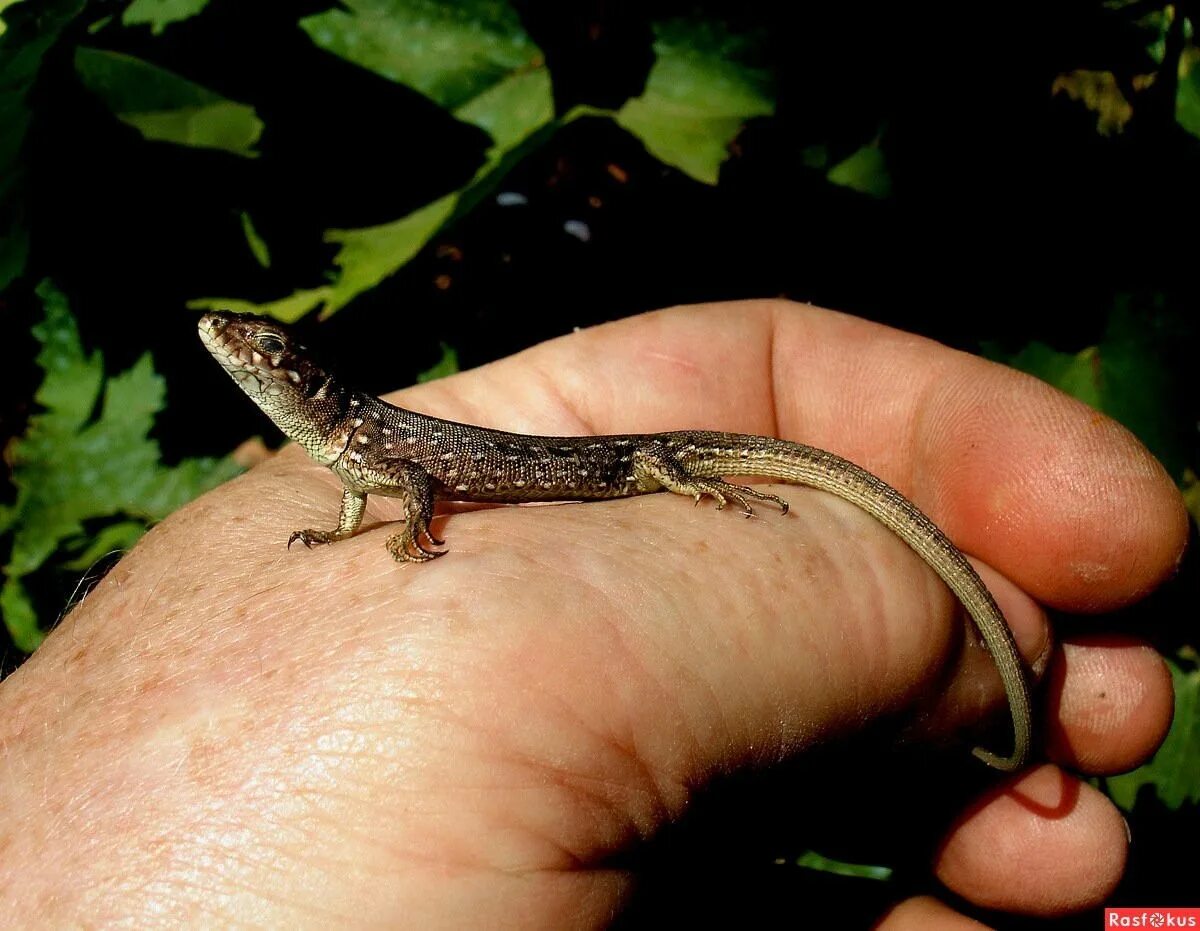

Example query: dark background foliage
[1,1,1197,925]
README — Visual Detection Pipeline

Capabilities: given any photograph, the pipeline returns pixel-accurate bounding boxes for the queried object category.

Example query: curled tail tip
[971,743,1029,772]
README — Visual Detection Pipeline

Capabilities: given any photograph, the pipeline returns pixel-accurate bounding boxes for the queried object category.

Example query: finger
[878,895,992,930]
[934,765,1128,915]
[1044,634,1175,773]
[402,299,1187,612]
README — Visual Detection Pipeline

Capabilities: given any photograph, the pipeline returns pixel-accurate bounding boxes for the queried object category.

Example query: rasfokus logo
[1106,909,1200,928]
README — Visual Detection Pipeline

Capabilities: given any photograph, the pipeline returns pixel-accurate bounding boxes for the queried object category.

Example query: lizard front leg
[288,487,367,548]
[633,448,790,517]
[382,461,444,563]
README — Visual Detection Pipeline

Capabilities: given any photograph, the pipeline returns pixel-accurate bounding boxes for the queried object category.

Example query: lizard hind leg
[633,449,790,518]
[381,460,445,563]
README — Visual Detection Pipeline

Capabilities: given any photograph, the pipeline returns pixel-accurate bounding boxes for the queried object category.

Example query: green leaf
[323,193,458,316]
[30,279,105,431]
[1106,655,1200,810]
[0,0,26,37]
[1183,470,1200,525]
[1,281,243,648]
[827,145,892,198]
[616,18,774,184]
[62,521,147,570]
[983,298,1188,480]
[240,211,271,268]
[1,578,41,652]
[998,342,1104,410]
[121,0,210,35]
[416,342,459,383]
[1177,44,1200,139]
[188,288,332,325]
[300,0,540,113]
[74,46,262,157]
[791,850,893,881]
[209,0,556,320]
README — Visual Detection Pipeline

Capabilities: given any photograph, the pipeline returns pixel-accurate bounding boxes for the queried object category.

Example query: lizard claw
[288,528,348,549]
[288,530,318,549]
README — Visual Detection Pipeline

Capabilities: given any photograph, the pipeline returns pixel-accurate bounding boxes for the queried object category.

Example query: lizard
[198,310,1032,772]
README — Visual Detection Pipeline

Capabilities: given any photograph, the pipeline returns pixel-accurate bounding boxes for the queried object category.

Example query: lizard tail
[691,440,1033,772]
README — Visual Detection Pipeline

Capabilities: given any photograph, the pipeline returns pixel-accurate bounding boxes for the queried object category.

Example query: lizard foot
[385,527,445,563]
[288,528,352,548]
[685,479,790,519]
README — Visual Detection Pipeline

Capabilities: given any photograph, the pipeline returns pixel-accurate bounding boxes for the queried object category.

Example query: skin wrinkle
[490,533,696,834]
[352,581,664,866]
[1059,642,1153,736]
[897,367,955,526]
[569,553,706,788]
[621,502,799,770]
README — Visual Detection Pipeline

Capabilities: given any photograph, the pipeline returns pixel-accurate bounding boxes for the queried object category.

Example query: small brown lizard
[199,310,1032,771]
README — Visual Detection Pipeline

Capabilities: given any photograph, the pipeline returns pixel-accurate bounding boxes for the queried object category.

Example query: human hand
[0,301,1185,927]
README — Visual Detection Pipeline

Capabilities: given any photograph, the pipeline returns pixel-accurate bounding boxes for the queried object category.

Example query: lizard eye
[254,332,286,355]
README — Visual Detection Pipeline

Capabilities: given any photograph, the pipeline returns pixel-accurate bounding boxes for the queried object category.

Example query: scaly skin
[198,310,1032,772]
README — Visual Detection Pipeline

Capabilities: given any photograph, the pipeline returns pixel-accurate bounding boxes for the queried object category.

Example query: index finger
[396,299,1187,610]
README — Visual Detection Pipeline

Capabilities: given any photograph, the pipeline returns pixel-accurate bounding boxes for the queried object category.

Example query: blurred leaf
[1052,69,1134,135]
[0,0,25,37]
[206,0,554,321]
[300,0,540,113]
[74,46,262,156]
[122,0,210,35]
[1177,44,1200,139]
[1183,470,1200,525]
[323,193,458,317]
[827,144,891,198]
[1107,655,1200,810]
[0,578,39,652]
[189,288,332,325]
[1127,2,1174,66]
[985,298,1187,480]
[416,342,459,383]
[0,0,87,287]
[1,281,242,650]
[616,18,774,184]
[240,211,271,268]
[793,851,893,881]
[62,520,146,570]
[457,66,553,166]
[999,342,1104,409]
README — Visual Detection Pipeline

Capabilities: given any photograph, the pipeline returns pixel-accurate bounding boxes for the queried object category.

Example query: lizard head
[198,311,318,397]
[199,311,349,462]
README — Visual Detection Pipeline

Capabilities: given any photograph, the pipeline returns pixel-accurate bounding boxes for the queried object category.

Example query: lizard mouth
[198,313,271,396]
[198,313,303,399]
